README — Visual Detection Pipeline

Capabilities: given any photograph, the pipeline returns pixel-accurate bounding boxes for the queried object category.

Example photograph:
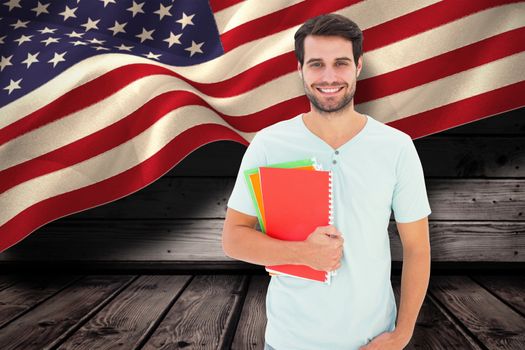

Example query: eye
[310,62,322,67]
[336,61,349,66]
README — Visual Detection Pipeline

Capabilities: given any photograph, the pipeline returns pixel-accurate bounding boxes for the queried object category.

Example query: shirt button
[335,150,339,155]
[332,160,337,164]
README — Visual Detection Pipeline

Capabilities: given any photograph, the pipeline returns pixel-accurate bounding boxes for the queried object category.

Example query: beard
[303,79,356,115]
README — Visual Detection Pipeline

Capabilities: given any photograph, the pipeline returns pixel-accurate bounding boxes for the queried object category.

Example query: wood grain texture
[57,275,191,350]
[0,275,134,350]
[391,276,482,350]
[0,275,79,328]
[2,221,524,263]
[389,221,525,262]
[231,275,269,350]
[429,276,525,350]
[142,275,248,350]
[63,179,524,220]
[0,275,19,292]
[470,275,525,316]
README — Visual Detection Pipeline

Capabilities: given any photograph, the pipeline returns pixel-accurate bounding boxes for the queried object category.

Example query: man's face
[299,35,362,115]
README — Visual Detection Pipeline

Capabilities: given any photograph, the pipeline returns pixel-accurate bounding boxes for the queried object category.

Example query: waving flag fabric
[0,0,524,252]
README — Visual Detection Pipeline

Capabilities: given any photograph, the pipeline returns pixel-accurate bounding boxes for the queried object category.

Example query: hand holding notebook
[244,158,340,284]
[302,226,344,272]
[260,166,334,283]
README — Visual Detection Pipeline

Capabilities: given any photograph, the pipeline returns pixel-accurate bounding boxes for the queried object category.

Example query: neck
[302,105,367,149]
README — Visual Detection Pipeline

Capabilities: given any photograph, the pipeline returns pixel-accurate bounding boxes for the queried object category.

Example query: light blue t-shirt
[227,114,431,350]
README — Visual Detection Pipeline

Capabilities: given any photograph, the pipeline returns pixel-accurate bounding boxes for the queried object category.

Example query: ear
[297,62,303,78]
[356,56,363,78]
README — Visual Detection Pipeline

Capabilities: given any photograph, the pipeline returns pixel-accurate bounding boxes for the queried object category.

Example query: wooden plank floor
[0,274,523,350]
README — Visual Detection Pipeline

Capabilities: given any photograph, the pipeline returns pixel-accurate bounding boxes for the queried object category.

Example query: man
[222,14,431,350]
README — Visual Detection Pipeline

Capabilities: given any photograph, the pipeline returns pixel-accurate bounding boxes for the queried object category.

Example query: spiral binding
[328,170,337,278]
[311,157,337,280]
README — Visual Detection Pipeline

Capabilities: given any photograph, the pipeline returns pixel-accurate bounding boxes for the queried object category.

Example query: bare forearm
[222,225,307,266]
[395,248,431,343]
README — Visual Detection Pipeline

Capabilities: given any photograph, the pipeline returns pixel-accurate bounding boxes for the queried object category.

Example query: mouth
[315,86,345,95]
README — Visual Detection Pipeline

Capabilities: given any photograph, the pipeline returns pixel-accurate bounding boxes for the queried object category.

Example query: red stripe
[356,27,525,104]
[209,0,243,13]
[0,90,308,193]
[387,81,525,139]
[0,64,169,146]
[220,0,361,52]
[0,124,248,253]
[0,55,301,145]
[220,0,519,53]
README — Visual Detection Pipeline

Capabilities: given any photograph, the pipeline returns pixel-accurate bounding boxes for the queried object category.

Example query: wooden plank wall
[1,108,524,271]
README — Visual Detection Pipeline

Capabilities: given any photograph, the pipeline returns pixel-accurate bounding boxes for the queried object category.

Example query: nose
[321,66,337,84]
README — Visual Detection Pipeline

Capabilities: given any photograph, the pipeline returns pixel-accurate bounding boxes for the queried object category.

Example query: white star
[99,0,115,7]
[115,43,133,51]
[93,46,109,51]
[87,37,105,45]
[185,40,204,57]
[59,6,78,21]
[10,19,29,29]
[0,35,6,44]
[14,34,33,46]
[48,51,67,67]
[163,32,182,48]
[0,55,13,71]
[108,21,126,36]
[3,78,22,95]
[154,3,172,20]
[3,0,21,11]
[144,51,161,60]
[41,36,60,46]
[65,31,84,38]
[135,27,154,43]
[21,52,39,68]
[70,40,87,46]
[81,17,100,31]
[176,12,194,30]
[31,2,50,16]
[127,1,144,18]
[37,26,57,34]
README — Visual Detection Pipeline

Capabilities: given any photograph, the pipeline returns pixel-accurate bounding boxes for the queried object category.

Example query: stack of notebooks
[244,158,335,284]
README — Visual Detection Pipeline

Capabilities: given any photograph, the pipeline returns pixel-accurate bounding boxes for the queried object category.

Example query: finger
[325,225,338,236]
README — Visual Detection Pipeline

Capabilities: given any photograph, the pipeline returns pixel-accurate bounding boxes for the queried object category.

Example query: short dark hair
[294,14,363,66]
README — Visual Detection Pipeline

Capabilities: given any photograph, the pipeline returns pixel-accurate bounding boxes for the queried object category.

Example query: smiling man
[222,14,431,350]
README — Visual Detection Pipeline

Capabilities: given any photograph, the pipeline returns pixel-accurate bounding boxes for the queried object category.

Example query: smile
[316,86,344,94]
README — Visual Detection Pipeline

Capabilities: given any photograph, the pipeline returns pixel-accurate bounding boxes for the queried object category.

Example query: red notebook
[259,167,333,284]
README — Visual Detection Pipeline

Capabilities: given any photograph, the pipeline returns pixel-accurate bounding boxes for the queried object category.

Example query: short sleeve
[227,133,267,216]
[392,137,432,223]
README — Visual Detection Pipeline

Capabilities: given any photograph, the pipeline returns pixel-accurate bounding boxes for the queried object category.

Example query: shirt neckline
[298,113,371,152]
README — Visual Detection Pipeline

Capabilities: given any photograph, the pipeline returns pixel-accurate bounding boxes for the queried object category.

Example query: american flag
[0,0,524,252]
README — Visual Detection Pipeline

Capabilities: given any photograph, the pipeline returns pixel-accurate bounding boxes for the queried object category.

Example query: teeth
[318,87,341,93]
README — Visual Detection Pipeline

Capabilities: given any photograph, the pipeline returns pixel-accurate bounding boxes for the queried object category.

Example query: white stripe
[0,0,441,128]
[361,2,525,79]
[358,52,525,123]
[0,105,255,226]
[214,0,305,34]
[0,71,304,171]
